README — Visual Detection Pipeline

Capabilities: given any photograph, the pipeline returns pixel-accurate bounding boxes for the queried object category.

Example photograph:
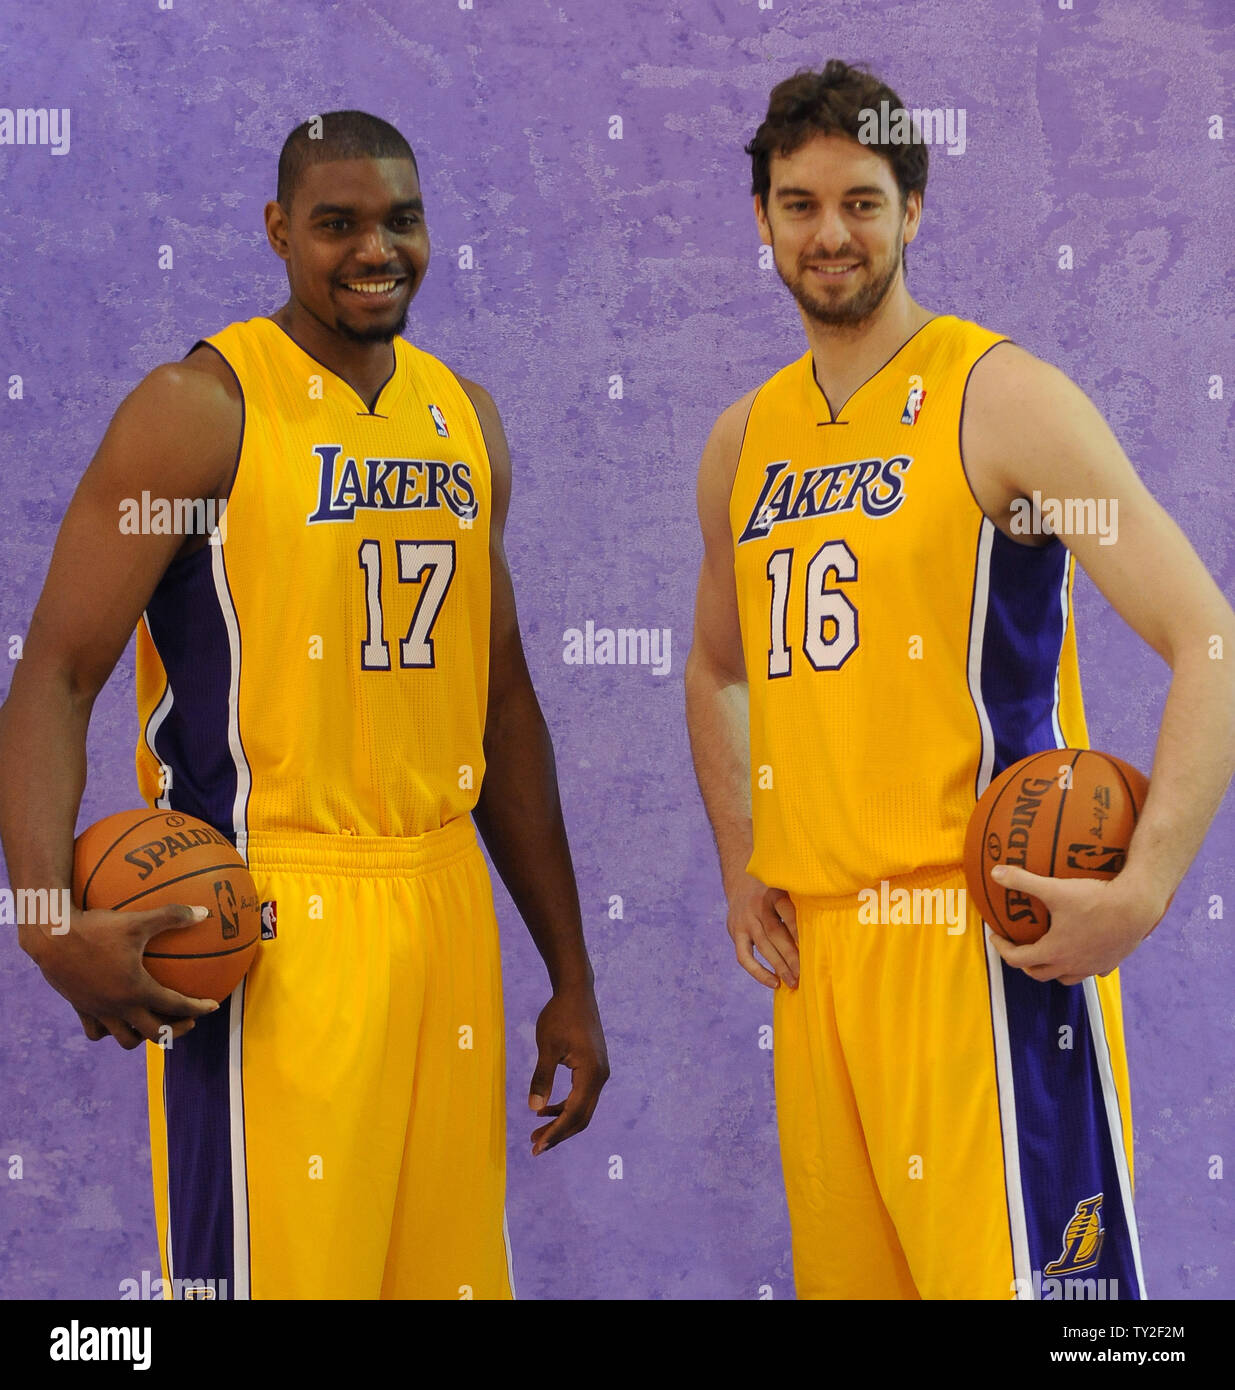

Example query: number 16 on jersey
[766,540,859,679]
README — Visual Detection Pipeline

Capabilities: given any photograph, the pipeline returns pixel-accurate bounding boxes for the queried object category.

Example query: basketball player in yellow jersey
[0,111,608,1299]
[686,62,1235,1300]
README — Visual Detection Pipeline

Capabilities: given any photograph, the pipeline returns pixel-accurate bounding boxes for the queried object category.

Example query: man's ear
[754,193,772,247]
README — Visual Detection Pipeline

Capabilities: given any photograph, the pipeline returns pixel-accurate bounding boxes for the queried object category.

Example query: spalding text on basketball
[1001,775,1055,924]
[122,825,233,881]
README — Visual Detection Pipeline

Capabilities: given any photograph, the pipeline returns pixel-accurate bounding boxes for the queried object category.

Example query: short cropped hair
[276,110,418,209]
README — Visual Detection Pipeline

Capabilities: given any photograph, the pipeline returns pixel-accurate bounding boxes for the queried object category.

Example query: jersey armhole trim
[183,338,246,509]
[957,336,1060,551]
[723,387,762,525]
[452,378,495,487]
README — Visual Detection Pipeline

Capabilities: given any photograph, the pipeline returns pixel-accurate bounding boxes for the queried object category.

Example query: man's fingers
[533,1114,584,1153]
[88,1009,195,1046]
[766,888,798,943]
[989,864,1057,905]
[750,919,798,987]
[734,934,780,988]
[528,1058,558,1112]
[139,978,221,1019]
[122,1008,200,1044]
[129,903,210,944]
[986,929,1013,963]
[532,1070,603,1154]
[143,902,211,930]
[987,928,1069,983]
[532,1101,582,1152]
[97,1016,144,1051]
[75,1010,107,1042]
[986,928,1047,968]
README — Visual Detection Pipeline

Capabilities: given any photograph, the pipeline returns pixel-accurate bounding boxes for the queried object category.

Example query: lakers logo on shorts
[1043,1193,1105,1275]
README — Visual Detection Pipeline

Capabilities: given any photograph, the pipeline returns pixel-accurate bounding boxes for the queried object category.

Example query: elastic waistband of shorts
[789,861,966,913]
[238,816,479,880]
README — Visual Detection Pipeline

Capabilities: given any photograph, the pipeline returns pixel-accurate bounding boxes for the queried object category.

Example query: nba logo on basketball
[900,385,925,425]
[212,879,239,939]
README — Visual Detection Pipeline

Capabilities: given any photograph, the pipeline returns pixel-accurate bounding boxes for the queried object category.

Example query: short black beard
[782,248,902,328]
[336,303,410,344]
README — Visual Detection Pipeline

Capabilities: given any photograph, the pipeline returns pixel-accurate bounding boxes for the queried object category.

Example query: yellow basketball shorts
[146,816,513,1300]
[774,864,1144,1300]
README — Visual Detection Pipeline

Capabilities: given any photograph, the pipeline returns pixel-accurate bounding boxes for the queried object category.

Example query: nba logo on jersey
[900,384,926,426]
[428,403,450,437]
[260,900,278,940]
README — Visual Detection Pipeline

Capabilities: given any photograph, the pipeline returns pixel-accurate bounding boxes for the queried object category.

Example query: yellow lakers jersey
[135,316,492,844]
[730,315,1088,897]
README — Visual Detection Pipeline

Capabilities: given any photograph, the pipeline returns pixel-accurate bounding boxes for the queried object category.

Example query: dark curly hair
[746,60,929,212]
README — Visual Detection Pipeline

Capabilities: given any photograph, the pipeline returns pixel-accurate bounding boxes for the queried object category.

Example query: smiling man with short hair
[0,109,608,1300]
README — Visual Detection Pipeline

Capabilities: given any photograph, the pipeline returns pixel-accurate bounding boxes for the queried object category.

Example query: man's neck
[271,301,397,409]
[801,291,935,414]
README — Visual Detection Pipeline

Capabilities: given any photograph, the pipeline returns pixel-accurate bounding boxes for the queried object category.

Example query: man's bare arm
[0,352,242,1043]
[459,377,608,1154]
[963,344,1235,981]
[685,391,799,988]
[684,393,756,894]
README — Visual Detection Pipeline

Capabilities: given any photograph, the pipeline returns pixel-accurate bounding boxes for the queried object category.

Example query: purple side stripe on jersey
[999,968,1142,1297]
[979,526,1143,1299]
[162,998,236,1294]
[143,543,240,844]
[144,537,253,1298]
[979,527,1071,775]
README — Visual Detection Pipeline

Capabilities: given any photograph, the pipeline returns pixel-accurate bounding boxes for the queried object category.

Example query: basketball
[963,749,1149,945]
[72,809,261,1001]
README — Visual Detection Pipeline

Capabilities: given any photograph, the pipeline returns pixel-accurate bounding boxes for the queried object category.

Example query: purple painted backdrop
[1,0,1230,1301]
